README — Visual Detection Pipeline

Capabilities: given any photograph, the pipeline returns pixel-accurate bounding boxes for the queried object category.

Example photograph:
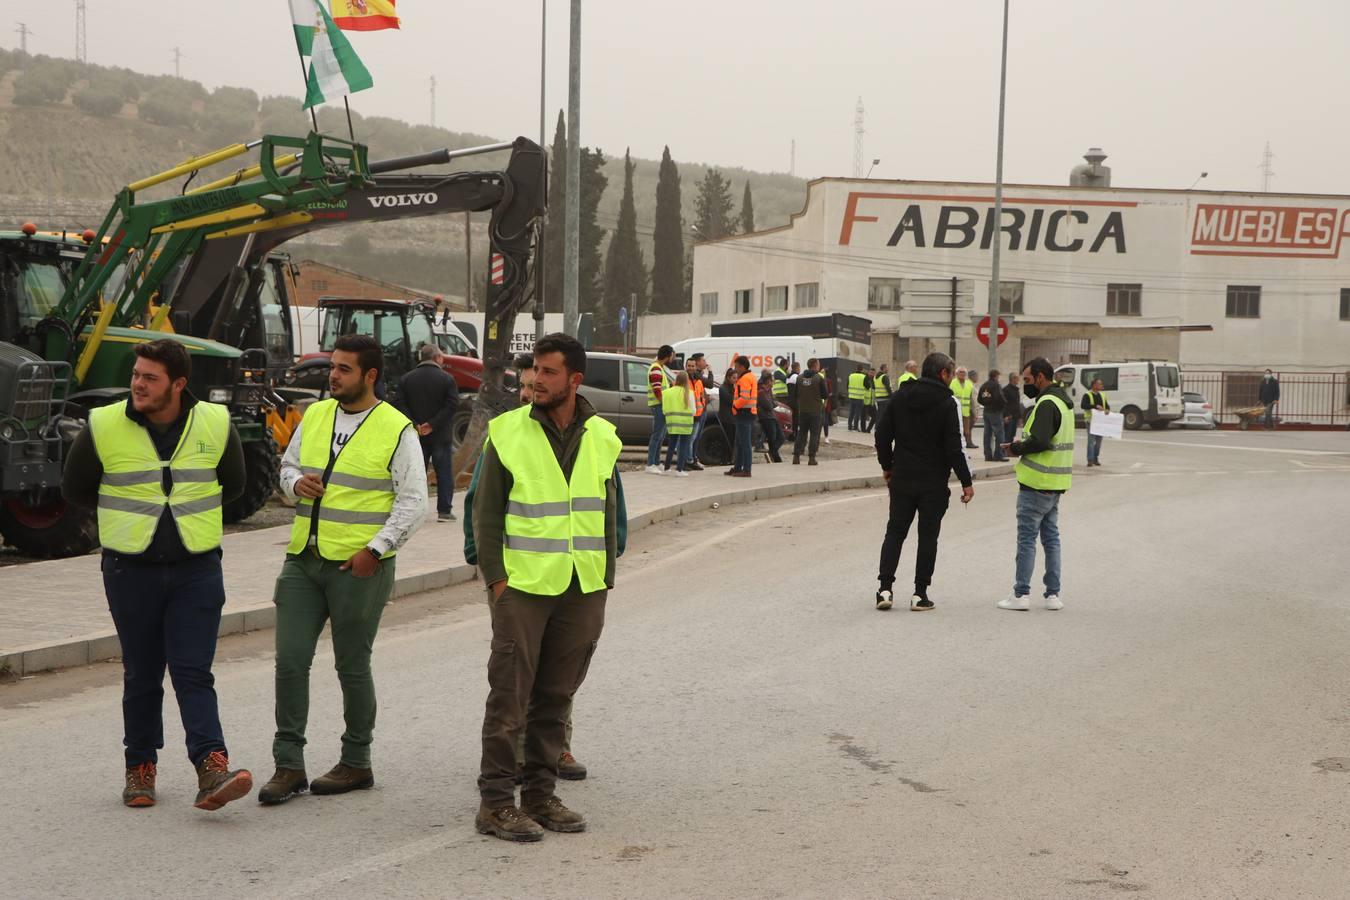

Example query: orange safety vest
[691,378,706,417]
[733,372,758,414]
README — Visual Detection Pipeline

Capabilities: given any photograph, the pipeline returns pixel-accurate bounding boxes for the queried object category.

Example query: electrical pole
[790,138,796,177]
[172,47,183,78]
[535,0,548,342]
[16,23,31,55]
[1259,141,1276,192]
[74,1,87,63]
[429,75,436,127]
[563,0,581,337]
[464,211,472,311]
[852,97,865,178]
[986,0,1009,377]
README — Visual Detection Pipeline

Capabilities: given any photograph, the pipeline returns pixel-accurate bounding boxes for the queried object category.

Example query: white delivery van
[441,312,566,357]
[671,335,869,403]
[1053,361,1183,430]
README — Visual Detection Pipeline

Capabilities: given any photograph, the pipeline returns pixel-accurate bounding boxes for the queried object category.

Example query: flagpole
[342,96,356,141]
[294,54,319,132]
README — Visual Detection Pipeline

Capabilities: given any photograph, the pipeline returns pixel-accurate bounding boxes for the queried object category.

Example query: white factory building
[639,153,1350,388]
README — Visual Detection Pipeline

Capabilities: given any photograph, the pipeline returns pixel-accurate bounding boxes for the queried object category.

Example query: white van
[1054,361,1183,430]
[670,335,867,402]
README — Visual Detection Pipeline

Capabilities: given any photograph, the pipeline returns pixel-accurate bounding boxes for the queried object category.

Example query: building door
[1021,338,1090,368]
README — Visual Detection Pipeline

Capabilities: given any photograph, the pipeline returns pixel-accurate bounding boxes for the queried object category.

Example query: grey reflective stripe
[504,535,570,553]
[326,471,394,492]
[302,466,324,477]
[101,470,161,487]
[1019,457,1073,475]
[172,494,223,516]
[571,497,605,512]
[315,506,389,526]
[172,468,218,483]
[507,500,571,518]
[572,537,607,552]
[98,495,165,517]
[1050,443,1075,451]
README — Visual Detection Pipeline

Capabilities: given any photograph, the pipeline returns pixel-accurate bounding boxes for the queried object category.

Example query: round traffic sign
[618,306,629,333]
[976,315,1009,347]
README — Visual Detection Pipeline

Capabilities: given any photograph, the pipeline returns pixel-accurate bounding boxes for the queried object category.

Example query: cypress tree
[579,147,609,312]
[693,168,735,242]
[651,146,686,314]
[740,182,755,233]
[542,110,567,312]
[600,148,647,345]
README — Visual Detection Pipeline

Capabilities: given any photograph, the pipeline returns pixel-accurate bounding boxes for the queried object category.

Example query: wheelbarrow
[1233,405,1278,430]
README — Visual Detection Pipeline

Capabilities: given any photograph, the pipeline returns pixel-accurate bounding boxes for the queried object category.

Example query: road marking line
[1196,471,1229,475]
[1125,438,1349,456]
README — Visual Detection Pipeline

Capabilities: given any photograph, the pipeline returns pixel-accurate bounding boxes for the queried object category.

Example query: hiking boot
[258,767,308,805]
[808,457,818,465]
[310,763,374,795]
[522,795,587,833]
[792,456,801,465]
[558,752,588,781]
[476,803,545,842]
[123,762,157,808]
[193,751,253,811]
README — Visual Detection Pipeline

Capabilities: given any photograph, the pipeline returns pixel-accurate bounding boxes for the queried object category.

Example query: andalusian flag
[289,0,374,109]
[331,0,400,32]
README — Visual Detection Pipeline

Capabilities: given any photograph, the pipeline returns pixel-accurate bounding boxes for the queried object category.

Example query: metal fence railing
[1181,370,1350,428]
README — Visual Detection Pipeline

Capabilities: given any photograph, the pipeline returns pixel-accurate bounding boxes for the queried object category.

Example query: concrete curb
[0,464,1014,678]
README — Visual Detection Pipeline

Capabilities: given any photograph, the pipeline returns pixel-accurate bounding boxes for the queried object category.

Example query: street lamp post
[986,0,1010,377]
[563,0,581,337]
[536,0,548,343]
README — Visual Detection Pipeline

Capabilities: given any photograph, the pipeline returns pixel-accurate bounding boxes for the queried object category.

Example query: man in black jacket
[1001,372,1022,441]
[400,344,461,521]
[1258,369,1280,429]
[873,352,974,612]
[977,369,1007,462]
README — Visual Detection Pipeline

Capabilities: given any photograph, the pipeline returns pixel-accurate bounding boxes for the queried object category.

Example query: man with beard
[61,339,252,810]
[259,334,427,804]
[472,333,626,841]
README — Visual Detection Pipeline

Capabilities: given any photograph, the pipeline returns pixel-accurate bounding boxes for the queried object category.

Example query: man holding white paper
[1082,378,1110,467]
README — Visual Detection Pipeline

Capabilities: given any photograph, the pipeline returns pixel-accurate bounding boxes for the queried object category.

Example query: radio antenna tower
[1259,141,1276,192]
[75,0,87,63]
[172,47,184,78]
[429,75,437,127]
[16,22,32,54]
[852,97,865,178]
[790,138,796,177]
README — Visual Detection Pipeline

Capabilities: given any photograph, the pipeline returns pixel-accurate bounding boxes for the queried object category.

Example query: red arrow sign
[976,316,1009,347]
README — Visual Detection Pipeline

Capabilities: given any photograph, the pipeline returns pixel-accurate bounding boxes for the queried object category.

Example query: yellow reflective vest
[772,366,789,398]
[951,378,974,416]
[1083,390,1109,424]
[286,399,411,560]
[1017,393,1074,491]
[89,400,228,555]
[847,371,868,401]
[489,406,623,595]
[646,361,670,408]
[661,387,694,435]
[897,372,917,388]
[872,373,892,404]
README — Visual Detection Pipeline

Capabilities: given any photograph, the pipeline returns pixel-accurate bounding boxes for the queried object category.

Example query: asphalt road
[2,431,1348,899]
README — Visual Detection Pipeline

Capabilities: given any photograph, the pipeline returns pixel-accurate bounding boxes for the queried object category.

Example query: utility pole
[535,0,547,342]
[464,211,473,311]
[563,0,581,337]
[74,1,87,63]
[1259,141,1276,192]
[790,138,796,177]
[429,75,436,127]
[172,46,183,78]
[986,0,1009,377]
[852,97,865,178]
[16,23,32,55]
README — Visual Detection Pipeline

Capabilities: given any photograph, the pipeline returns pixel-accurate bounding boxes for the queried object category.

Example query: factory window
[1107,283,1142,317]
[1340,288,1350,321]
[867,278,903,310]
[311,279,329,292]
[1225,285,1261,318]
[700,291,718,315]
[795,282,819,309]
[766,285,788,312]
[991,280,1024,315]
[734,288,753,315]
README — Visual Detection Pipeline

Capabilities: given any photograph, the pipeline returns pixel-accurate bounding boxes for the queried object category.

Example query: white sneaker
[824,437,831,444]
[673,470,689,477]
[997,593,1030,611]
[1044,594,1063,611]
[644,465,662,474]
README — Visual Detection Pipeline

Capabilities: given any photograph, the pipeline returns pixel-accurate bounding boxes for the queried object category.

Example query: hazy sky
[11,1,1349,194]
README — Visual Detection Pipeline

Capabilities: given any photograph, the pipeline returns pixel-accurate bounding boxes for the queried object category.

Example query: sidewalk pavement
[0,452,1012,677]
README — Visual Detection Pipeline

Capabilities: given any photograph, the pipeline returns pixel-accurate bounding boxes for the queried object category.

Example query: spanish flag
[330,0,400,32]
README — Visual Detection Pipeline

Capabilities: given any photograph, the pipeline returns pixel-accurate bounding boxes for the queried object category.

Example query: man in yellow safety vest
[472,333,627,841]
[60,339,253,811]
[998,356,1074,612]
[260,333,428,805]
[951,366,976,449]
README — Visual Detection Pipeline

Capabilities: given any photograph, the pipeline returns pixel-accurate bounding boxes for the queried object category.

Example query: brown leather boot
[310,763,374,795]
[258,767,309,805]
[557,752,587,781]
[123,762,157,808]
[476,803,545,842]
[522,795,587,833]
[194,751,252,811]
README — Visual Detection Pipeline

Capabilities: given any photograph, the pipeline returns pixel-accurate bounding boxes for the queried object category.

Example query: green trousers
[490,591,573,764]
[272,551,395,770]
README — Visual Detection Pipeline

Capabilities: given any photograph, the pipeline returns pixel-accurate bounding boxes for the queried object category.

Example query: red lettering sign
[1190,204,1350,259]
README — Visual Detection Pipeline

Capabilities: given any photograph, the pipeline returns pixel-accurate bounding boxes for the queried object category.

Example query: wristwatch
[364,546,382,563]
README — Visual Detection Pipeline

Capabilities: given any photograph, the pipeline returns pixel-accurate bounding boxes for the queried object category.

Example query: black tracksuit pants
[877,481,951,592]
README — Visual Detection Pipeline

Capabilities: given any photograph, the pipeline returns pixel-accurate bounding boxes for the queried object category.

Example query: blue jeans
[1014,488,1062,598]
[983,409,1006,460]
[646,404,667,466]
[848,399,864,430]
[690,414,706,462]
[103,552,228,767]
[420,435,455,515]
[1262,402,1276,428]
[733,413,754,472]
[1086,432,1103,465]
[670,433,692,471]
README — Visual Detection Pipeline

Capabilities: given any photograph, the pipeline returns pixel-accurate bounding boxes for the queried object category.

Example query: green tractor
[0,132,372,558]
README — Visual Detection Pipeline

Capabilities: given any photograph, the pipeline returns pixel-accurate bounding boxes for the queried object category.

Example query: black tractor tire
[451,404,474,451]
[223,436,280,524]
[0,495,98,559]
[1121,406,1144,431]
[697,422,732,467]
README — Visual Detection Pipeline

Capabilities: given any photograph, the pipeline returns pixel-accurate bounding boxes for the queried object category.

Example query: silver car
[577,351,659,445]
[1174,391,1217,428]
